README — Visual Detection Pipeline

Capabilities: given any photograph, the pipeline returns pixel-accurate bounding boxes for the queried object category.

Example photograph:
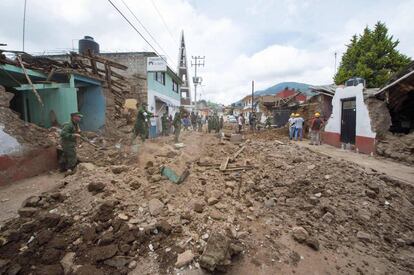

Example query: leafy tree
[334,21,411,88]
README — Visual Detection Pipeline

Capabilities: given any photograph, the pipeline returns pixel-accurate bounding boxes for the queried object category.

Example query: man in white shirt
[294,113,304,141]
[238,114,244,133]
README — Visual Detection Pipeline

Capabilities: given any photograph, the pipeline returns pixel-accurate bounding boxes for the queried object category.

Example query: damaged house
[0,48,128,184]
[373,61,414,163]
[321,67,414,163]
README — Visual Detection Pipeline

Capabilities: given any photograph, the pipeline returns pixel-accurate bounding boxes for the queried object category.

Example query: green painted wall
[24,85,78,128]
[147,71,181,101]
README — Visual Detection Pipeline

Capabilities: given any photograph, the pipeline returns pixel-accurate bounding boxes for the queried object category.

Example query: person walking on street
[60,112,83,172]
[288,113,296,140]
[219,116,224,131]
[190,111,197,130]
[197,113,203,132]
[173,110,182,143]
[237,114,243,133]
[265,116,272,129]
[133,103,152,142]
[310,112,324,145]
[161,112,169,136]
[250,112,257,132]
[207,115,212,133]
[168,114,173,135]
[294,113,304,141]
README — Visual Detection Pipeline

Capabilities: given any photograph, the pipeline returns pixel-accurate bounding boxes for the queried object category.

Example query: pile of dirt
[0,130,413,274]
[0,86,54,150]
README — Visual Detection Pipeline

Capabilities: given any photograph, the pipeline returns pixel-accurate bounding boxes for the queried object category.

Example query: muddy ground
[0,129,413,275]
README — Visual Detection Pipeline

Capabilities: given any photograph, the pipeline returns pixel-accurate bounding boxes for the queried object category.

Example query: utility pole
[334,52,337,75]
[251,80,254,112]
[191,56,205,110]
[22,0,28,52]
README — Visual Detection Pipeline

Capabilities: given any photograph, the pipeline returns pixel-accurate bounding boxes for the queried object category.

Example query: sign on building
[147,57,167,72]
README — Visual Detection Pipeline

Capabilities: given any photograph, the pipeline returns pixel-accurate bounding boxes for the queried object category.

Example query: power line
[120,0,176,68]
[106,0,169,65]
[22,0,27,51]
[150,0,176,44]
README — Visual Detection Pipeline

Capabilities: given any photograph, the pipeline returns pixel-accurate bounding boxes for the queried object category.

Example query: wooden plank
[232,146,245,160]
[46,67,56,82]
[220,157,230,171]
[76,52,128,70]
[16,56,43,107]
[222,167,254,172]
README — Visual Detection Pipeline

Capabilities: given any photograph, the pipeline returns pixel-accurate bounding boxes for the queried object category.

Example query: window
[155,72,165,85]
[172,80,179,93]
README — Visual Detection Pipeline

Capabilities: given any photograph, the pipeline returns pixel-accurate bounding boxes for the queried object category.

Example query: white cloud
[0,0,413,105]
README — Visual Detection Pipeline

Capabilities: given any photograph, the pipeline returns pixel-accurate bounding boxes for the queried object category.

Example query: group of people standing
[133,103,183,143]
[288,112,324,145]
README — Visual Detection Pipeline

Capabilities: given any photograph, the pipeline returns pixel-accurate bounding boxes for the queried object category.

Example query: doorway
[340,97,356,144]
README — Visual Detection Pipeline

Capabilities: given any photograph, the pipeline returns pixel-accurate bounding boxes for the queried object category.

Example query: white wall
[0,124,21,155]
[325,84,376,138]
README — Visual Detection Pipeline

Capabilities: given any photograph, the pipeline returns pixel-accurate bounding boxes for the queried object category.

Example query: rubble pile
[0,86,54,149]
[0,131,413,274]
[376,132,414,164]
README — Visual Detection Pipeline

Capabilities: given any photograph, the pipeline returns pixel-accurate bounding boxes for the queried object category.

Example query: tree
[334,21,411,88]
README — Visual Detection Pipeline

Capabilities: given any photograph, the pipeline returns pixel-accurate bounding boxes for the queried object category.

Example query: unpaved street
[296,141,414,186]
[0,130,413,275]
[0,172,63,224]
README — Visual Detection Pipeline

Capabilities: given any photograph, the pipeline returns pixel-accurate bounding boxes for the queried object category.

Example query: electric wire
[106,0,169,65]
[120,0,176,68]
[149,0,176,44]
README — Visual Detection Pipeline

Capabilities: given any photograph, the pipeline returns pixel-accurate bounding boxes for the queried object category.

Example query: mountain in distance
[232,82,313,106]
[255,82,312,96]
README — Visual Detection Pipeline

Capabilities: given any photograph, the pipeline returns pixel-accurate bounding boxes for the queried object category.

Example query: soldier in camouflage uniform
[161,112,169,136]
[60,112,82,172]
[196,113,203,132]
[173,109,182,143]
[214,113,220,133]
[219,116,224,131]
[133,103,152,142]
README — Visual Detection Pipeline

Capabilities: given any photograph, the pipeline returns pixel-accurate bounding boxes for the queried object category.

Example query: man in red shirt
[310,112,324,145]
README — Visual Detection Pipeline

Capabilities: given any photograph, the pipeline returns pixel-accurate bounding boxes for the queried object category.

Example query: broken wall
[366,97,414,164]
[365,98,392,139]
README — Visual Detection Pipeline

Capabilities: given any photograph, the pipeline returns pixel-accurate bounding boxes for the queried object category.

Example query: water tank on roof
[79,36,99,55]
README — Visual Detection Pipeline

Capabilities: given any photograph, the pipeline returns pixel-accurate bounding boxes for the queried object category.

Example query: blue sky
[0,0,413,104]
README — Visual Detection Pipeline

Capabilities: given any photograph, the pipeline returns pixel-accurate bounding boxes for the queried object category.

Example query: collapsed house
[0,47,128,184]
[373,61,414,163]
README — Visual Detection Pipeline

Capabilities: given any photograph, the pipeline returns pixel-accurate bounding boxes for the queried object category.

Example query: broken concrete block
[230,134,243,144]
[199,232,231,271]
[148,198,164,216]
[175,250,194,268]
[161,166,190,184]
[18,207,38,218]
[292,226,309,243]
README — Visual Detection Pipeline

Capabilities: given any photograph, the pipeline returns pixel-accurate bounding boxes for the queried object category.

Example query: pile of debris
[376,132,414,164]
[0,85,53,150]
[0,131,413,274]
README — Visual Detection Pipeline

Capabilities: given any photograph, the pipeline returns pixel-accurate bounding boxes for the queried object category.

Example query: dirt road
[0,130,413,275]
[296,141,414,186]
[0,172,63,224]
